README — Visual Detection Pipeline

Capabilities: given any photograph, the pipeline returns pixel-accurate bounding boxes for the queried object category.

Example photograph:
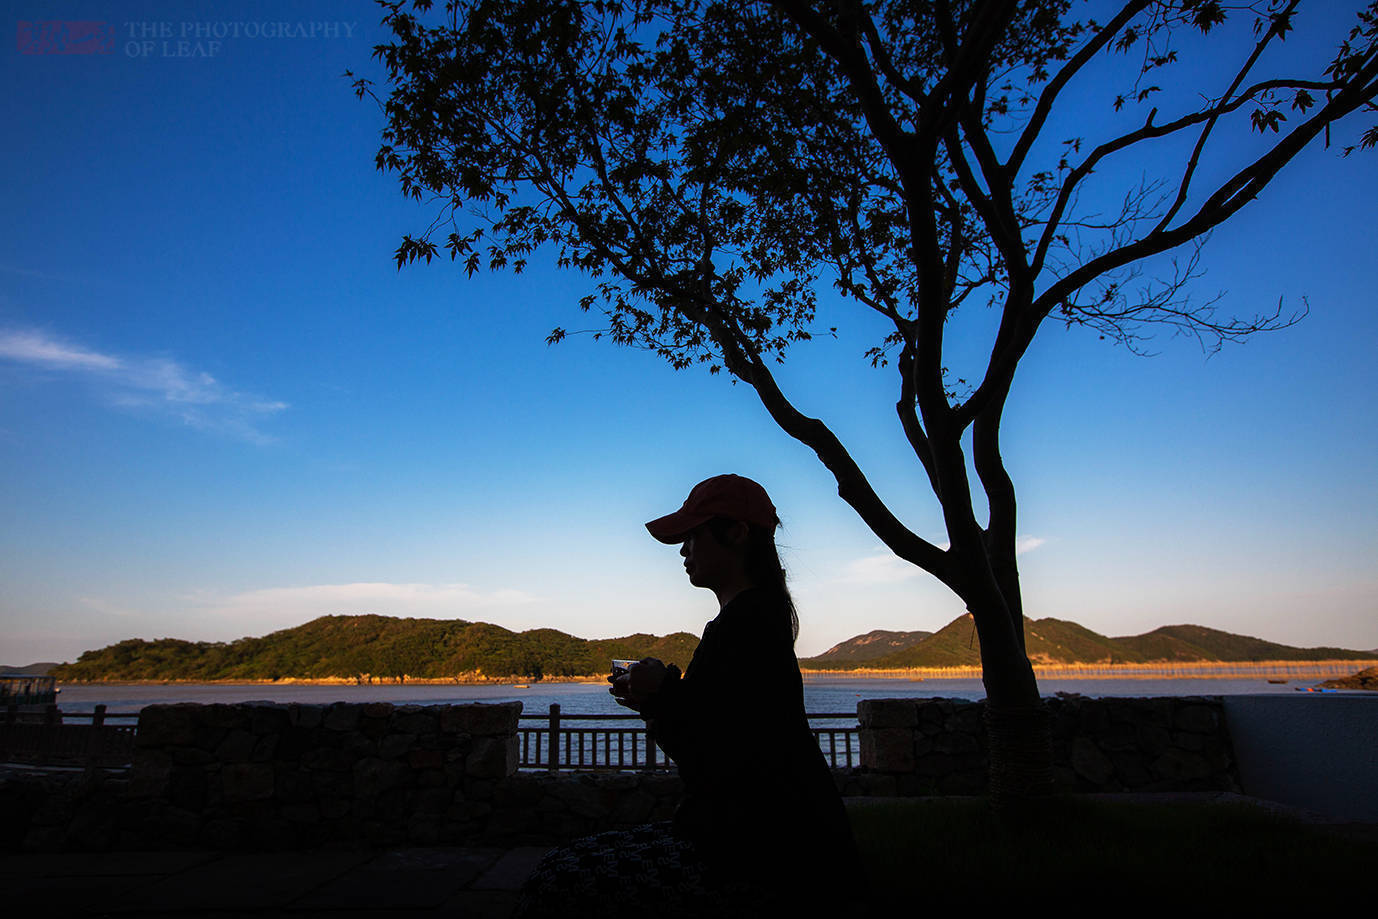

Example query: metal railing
[518,707,662,772]
[812,716,859,768]
[0,704,139,769]
[517,704,859,772]
[2,703,860,773]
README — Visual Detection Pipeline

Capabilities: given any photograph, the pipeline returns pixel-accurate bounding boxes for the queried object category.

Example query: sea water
[55,674,1325,720]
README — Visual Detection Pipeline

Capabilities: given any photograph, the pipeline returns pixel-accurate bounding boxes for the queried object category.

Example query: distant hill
[1109,624,1369,663]
[811,629,933,663]
[0,662,58,676]
[800,615,1378,670]
[49,613,1377,682]
[802,615,988,669]
[52,615,699,682]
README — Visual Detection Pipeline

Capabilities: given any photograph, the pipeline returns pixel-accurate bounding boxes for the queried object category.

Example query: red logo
[17,21,115,55]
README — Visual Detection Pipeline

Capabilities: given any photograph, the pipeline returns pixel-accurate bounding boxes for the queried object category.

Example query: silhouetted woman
[516,474,861,916]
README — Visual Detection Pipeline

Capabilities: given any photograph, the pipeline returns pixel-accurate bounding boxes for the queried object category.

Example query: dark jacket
[641,588,859,888]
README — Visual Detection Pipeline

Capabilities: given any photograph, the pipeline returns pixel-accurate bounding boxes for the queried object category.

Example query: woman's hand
[608,657,667,711]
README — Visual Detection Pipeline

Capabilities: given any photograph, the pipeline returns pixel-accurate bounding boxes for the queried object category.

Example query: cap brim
[645,510,709,544]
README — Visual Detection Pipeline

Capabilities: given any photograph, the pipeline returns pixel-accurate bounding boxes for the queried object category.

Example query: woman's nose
[679,540,690,557]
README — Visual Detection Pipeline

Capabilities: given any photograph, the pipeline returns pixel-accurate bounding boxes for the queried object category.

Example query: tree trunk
[968,588,1054,815]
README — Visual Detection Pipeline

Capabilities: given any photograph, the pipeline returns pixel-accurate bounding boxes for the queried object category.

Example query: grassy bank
[849,796,1376,908]
[803,659,1374,679]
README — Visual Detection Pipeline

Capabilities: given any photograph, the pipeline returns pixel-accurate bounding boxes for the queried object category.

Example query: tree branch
[896,340,943,498]
[1035,61,1378,320]
[1031,76,1340,278]
[854,1,926,105]
[971,387,1023,650]
[922,0,1021,136]
[956,108,1030,289]
[1009,0,1152,176]
[770,0,916,182]
[1155,0,1301,233]
[697,305,952,581]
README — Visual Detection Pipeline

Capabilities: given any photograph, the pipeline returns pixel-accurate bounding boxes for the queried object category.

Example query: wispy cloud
[0,328,121,371]
[839,535,1046,584]
[0,327,286,443]
[185,582,539,632]
[837,548,923,584]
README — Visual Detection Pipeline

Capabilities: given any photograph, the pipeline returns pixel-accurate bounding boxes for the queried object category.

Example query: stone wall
[124,701,522,849]
[0,701,692,852]
[857,695,1238,795]
[1,696,1242,852]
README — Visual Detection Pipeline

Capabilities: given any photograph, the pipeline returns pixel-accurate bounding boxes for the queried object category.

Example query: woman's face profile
[679,521,744,591]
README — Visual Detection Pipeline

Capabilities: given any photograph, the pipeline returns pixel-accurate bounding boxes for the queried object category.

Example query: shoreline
[49,659,1374,687]
[52,675,612,687]
[802,659,1373,680]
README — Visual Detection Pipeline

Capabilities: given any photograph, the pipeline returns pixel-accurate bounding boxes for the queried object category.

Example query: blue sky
[2,1,1375,666]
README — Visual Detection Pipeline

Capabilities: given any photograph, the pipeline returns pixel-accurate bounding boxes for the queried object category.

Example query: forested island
[805,616,1377,671]
[46,613,1377,683]
[49,615,698,683]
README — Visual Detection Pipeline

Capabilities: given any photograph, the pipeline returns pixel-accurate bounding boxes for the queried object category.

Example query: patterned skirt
[514,822,772,918]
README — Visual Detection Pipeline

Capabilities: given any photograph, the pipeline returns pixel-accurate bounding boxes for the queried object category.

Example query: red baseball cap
[645,474,778,544]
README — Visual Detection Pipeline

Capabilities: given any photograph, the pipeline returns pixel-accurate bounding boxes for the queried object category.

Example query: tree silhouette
[352,0,1378,803]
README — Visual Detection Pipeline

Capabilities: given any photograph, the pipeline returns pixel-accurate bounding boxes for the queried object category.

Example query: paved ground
[0,845,552,918]
[5,793,1373,917]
